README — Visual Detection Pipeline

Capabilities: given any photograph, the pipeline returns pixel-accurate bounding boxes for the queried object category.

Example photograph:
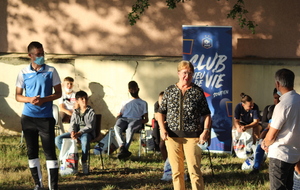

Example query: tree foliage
[226,0,257,34]
[128,0,257,34]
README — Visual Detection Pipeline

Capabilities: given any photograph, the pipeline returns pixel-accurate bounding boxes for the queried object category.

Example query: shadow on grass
[1,165,28,172]
[204,170,269,188]
[58,167,173,190]
[1,136,270,190]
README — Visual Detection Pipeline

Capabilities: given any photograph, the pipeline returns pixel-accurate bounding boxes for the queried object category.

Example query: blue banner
[183,26,232,153]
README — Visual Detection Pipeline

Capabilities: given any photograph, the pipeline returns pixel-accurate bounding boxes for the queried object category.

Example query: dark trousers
[269,158,296,190]
[21,115,57,160]
[21,115,58,189]
[152,120,161,151]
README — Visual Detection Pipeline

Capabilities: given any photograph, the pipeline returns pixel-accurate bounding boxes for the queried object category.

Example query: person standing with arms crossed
[15,41,62,190]
[262,68,300,190]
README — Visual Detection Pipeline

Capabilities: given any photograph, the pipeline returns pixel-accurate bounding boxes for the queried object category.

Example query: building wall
[0,0,299,58]
[1,0,300,134]
[1,55,299,135]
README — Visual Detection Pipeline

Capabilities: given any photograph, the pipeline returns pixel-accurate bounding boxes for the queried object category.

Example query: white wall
[1,55,300,135]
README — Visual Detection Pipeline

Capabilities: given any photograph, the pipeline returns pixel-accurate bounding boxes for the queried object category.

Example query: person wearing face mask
[58,77,77,126]
[114,81,149,159]
[15,41,62,190]
[262,68,300,190]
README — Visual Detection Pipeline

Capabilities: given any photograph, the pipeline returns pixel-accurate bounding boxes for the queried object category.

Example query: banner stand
[183,25,233,153]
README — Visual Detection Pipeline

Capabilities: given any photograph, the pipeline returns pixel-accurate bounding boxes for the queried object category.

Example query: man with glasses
[15,41,62,190]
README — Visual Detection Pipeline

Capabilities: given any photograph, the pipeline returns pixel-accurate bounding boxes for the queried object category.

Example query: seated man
[58,77,77,124]
[114,81,148,159]
[55,90,96,175]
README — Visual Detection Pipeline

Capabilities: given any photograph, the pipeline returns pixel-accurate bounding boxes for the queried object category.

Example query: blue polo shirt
[16,64,61,118]
[234,102,260,124]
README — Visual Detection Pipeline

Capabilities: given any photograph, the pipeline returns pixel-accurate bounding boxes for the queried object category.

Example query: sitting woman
[250,88,280,174]
[233,93,261,152]
[261,88,280,130]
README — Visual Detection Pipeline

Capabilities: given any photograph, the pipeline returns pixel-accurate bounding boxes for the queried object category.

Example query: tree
[128,0,257,34]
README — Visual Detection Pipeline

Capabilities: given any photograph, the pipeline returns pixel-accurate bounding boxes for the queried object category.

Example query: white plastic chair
[140,127,155,153]
[52,104,65,136]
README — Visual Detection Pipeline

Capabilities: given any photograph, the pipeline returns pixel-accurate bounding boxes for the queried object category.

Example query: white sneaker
[82,162,89,175]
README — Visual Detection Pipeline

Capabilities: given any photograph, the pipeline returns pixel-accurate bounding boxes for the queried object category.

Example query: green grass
[0,135,270,190]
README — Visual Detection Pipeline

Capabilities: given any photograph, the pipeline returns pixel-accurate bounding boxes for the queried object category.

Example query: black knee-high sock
[29,158,43,187]
[46,160,59,190]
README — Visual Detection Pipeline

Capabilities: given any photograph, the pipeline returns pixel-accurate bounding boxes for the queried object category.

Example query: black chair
[88,114,104,170]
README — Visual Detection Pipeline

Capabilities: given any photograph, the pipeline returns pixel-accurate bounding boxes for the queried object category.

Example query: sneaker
[118,151,132,159]
[82,162,89,175]
[119,146,126,153]
[118,147,132,159]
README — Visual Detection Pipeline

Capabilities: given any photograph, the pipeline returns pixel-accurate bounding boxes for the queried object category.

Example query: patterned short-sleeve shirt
[158,83,211,137]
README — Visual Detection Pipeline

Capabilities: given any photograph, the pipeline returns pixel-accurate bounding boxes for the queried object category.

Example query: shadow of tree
[0,82,21,133]
[5,0,297,58]
[0,1,8,52]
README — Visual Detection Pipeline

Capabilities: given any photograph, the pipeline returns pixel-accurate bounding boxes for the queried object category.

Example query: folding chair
[19,131,25,148]
[88,114,104,169]
[106,124,146,157]
[139,124,155,156]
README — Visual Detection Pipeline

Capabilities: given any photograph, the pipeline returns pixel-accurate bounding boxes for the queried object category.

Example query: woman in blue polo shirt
[233,93,261,144]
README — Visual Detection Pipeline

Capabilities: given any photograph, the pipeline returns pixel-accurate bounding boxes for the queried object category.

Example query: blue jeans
[55,132,92,162]
[269,158,296,190]
[253,144,265,169]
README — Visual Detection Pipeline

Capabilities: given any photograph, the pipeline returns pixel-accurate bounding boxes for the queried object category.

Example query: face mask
[130,91,139,98]
[277,90,282,97]
[197,141,208,150]
[64,87,73,93]
[34,56,45,65]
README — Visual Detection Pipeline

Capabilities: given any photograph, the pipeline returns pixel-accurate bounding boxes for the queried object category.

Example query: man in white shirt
[262,68,300,190]
[114,81,148,159]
